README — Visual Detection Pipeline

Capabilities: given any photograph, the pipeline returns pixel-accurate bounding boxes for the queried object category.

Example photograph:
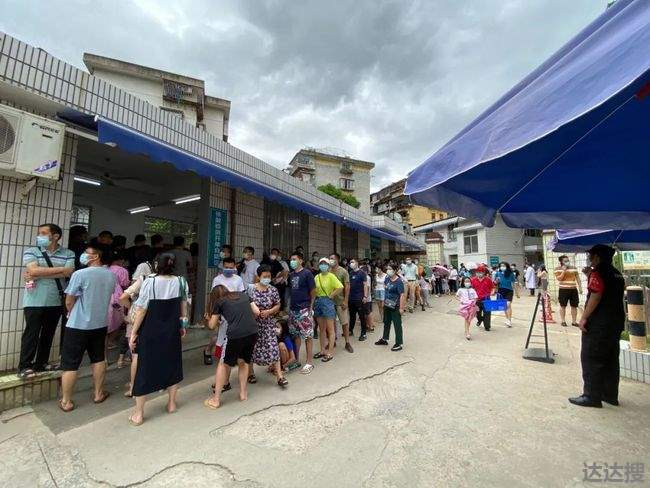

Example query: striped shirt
[554,267,580,289]
[22,246,75,307]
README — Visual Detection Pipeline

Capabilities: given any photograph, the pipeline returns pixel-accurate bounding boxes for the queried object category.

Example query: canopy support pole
[523,292,555,363]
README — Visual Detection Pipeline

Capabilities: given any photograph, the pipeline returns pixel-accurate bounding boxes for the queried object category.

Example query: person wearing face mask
[569,245,625,408]
[239,246,260,287]
[217,245,233,273]
[554,255,583,327]
[456,277,478,340]
[248,265,287,388]
[494,262,516,327]
[18,223,76,378]
[313,258,343,362]
[287,252,316,374]
[470,265,495,331]
[207,257,245,366]
[59,244,116,412]
[347,258,369,341]
[400,258,418,313]
[511,264,521,298]
[376,265,405,351]
[329,253,353,353]
[524,263,537,296]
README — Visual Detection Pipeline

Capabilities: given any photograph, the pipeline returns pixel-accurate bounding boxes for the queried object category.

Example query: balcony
[372,215,403,235]
[340,162,354,175]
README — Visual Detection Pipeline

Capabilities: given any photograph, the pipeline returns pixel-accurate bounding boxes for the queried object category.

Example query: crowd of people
[18,220,621,421]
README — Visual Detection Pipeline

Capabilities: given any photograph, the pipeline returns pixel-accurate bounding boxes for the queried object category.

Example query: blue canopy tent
[405,0,650,230]
[550,229,650,252]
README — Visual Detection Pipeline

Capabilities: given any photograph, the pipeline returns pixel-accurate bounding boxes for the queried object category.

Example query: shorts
[288,307,314,339]
[335,303,349,325]
[223,334,257,367]
[498,288,514,302]
[374,289,385,301]
[314,297,336,318]
[558,288,579,308]
[60,327,107,371]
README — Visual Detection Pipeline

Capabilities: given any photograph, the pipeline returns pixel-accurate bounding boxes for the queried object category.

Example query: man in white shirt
[239,246,259,287]
[401,258,418,313]
[212,258,245,292]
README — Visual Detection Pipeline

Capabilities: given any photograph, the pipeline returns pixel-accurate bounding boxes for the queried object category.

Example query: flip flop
[277,377,288,388]
[313,352,325,359]
[203,398,220,410]
[321,355,334,363]
[93,391,111,404]
[300,364,314,375]
[59,400,75,413]
[124,391,133,398]
[247,375,257,384]
[128,415,143,427]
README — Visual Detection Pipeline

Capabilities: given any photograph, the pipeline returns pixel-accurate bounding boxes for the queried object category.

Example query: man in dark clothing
[126,234,152,277]
[569,245,625,408]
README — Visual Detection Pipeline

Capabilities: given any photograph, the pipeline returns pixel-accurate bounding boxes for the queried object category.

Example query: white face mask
[350,261,358,270]
[387,269,395,277]
[500,266,506,272]
[464,282,471,288]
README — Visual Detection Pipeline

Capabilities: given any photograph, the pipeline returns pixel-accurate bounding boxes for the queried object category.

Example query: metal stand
[523,292,555,363]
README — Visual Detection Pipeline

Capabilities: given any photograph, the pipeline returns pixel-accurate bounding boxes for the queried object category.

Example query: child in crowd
[417,275,431,310]
[456,277,478,340]
[277,319,300,371]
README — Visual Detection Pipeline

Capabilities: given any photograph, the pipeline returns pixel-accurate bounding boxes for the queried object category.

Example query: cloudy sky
[1,0,606,191]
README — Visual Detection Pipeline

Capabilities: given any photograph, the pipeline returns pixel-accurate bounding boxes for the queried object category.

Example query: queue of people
[18,221,622,420]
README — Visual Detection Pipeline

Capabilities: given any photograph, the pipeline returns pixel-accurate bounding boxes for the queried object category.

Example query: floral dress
[249,285,281,366]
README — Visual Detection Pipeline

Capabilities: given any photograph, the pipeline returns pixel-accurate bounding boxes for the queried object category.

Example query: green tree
[317,183,360,209]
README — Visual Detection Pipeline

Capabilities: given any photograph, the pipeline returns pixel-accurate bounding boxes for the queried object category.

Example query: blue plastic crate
[482,294,508,312]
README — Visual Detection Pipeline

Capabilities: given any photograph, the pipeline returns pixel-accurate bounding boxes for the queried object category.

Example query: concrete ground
[1,294,649,488]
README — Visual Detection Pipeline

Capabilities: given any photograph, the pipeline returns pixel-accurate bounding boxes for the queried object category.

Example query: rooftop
[291,148,375,170]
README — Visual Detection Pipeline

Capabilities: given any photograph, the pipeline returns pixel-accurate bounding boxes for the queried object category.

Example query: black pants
[348,300,368,336]
[434,279,443,295]
[476,299,492,330]
[581,330,620,402]
[19,306,62,370]
[276,282,287,310]
[448,279,457,293]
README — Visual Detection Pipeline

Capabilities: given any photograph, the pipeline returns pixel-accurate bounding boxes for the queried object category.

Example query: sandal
[59,400,75,413]
[300,364,314,375]
[17,368,37,380]
[124,391,133,398]
[321,355,334,363]
[313,352,325,359]
[287,362,301,372]
[93,391,111,404]
[277,377,289,388]
[203,398,220,410]
[128,414,143,426]
[247,374,257,384]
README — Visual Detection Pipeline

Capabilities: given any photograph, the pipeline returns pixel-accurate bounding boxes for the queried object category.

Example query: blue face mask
[36,235,51,248]
[260,277,272,286]
[79,252,90,266]
[290,259,299,270]
[319,264,329,273]
[223,268,236,277]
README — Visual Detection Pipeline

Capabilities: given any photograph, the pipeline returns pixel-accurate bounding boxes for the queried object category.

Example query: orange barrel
[627,286,647,352]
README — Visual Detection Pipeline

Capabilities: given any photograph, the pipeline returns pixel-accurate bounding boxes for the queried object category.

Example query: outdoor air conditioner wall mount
[0,105,65,181]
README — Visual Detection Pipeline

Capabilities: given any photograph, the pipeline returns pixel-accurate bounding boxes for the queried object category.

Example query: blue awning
[405,0,650,230]
[96,118,424,250]
[551,229,650,252]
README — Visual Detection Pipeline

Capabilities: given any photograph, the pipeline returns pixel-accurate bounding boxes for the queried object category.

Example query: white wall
[203,106,225,140]
[313,162,372,213]
[92,68,199,127]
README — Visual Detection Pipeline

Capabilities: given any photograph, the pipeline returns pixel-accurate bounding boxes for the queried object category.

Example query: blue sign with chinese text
[208,207,227,268]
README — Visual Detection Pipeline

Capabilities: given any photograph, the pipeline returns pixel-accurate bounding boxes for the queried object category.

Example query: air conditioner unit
[0,105,65,181]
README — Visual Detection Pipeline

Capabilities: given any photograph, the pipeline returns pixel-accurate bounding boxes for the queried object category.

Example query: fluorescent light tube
[128,206,150,214]
[173,194,201,205]
[74,176,102,186]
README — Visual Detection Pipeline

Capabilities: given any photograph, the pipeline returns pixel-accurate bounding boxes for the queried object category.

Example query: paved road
[1,295,649,487]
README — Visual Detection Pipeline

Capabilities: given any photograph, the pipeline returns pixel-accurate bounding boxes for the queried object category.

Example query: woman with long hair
[128,253,188,426]
[374,265,387,322]
[494,261,516,327]
[204,285,260,409]
[375,264,406,351]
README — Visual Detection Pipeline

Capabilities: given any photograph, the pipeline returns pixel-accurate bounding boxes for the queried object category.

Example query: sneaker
[375,339,388,346]
[344,342,354,353]
[358,334,367,342]
[505,320,512,328]
[561,322,568,327]
[391,344,403,352]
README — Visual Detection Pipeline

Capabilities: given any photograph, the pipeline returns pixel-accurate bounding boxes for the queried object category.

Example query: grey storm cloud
[1,0,605,190]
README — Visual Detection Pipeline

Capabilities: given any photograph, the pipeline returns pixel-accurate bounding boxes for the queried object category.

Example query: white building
[287,148,374,213]
[414,216,544,269]
[0,31,423,394]
[83,53,230,141]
